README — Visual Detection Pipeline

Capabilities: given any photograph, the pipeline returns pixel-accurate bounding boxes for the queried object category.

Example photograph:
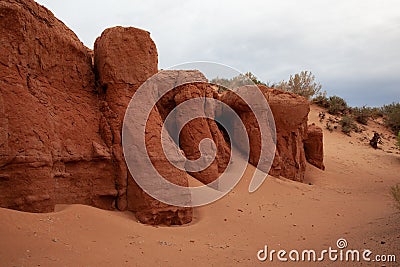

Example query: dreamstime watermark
[122,62,276,207]
[257,238,397,263]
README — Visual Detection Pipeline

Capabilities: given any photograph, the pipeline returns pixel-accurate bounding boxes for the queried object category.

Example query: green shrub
[351,106,371,125]
[313,92,330,108]
[382,102,400,134]
[391,185,400,210]
[369,107,384,119]
[327,96,348,115]
[314,94,349,116]
[339,115,356,135]
[278,71,322,100]
[243,72,267,86]
[211,72,268,92]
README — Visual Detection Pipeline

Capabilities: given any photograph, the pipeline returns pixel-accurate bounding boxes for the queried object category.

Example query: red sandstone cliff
[0,0,324,225]
[0,0,116,212]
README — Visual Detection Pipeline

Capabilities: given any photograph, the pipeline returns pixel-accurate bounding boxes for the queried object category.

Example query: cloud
[36,0,400,106]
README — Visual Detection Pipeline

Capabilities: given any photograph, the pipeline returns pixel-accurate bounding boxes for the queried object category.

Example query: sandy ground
[1,105,399,266]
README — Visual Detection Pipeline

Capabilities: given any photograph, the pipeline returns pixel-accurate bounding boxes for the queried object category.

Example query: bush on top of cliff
[211,72,267,92]
[277,71,322,100]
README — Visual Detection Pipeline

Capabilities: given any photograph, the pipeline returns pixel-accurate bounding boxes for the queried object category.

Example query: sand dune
[1,105,399,266]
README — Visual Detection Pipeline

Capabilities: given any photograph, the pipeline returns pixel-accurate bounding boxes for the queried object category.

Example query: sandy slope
[0,105,399,267]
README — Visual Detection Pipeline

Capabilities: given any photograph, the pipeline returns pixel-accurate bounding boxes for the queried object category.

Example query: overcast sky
[36,0,399,107]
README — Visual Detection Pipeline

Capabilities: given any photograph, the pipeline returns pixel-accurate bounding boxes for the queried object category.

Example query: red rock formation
[155,74,231,185]
[0,0,193,225]
[220,86,310,182]
[0,0,324,225]
[94,26,158,211]
[218,86,275,176]
[129,106,193,225]
[94,27,192,225]
[304,124,325,170]
[0,0,116,212]
[264,87,310,182]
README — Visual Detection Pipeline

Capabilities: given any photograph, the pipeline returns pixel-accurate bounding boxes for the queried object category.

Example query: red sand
[1,105,399,266]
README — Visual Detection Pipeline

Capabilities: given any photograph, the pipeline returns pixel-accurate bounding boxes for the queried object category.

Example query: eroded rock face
[264,88,310,182]
[220,86,310,182]
[155,74,231,185]
[127,106,193,225]
[94,27,193,225]
[0,0,324,225]
[94,26,158,211]
[0,0,116,212]
[0,0,193,225]
[304,124,325,170]
[218,86,276,175]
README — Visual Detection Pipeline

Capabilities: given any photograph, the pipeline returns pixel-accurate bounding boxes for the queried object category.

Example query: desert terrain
[1,0,399,266]
[1,104,399,266]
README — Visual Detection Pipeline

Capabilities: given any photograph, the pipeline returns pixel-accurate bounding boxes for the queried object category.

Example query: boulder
[304,124,325,170]
[0,0,116,212]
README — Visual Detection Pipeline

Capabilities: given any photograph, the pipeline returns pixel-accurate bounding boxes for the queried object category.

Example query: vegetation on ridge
[211,70,400,136]
[276,71,322,100]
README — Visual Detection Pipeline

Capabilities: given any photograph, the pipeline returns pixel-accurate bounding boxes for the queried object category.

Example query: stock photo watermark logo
[122,62,276,207]
[257,238,397,263]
